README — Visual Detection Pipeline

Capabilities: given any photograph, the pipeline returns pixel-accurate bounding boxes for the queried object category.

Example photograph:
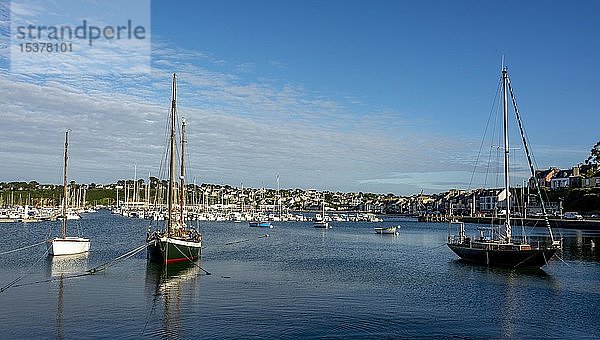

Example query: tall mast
[167,73,177,235]
[62,129,69,239]
[179,118,186,226]
[502,67,511,242]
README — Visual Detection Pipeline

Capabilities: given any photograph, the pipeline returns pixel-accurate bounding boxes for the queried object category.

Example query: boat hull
[147,235,202,265]
[313,221,330,228]
[49,237,90,256]
[447,243,557,268]
[249,221,272,228]
[375,227,397,234]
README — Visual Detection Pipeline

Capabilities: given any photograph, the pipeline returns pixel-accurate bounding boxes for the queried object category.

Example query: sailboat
[48,130,90,256]
[374,226,398,235]
[447,66,561,268]
[313,197,330,228]
[147,73,202,265]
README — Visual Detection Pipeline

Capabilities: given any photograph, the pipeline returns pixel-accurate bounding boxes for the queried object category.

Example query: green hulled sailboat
[147,73,202,264]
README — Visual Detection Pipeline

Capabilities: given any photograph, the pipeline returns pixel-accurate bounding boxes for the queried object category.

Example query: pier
[418,214,600,230]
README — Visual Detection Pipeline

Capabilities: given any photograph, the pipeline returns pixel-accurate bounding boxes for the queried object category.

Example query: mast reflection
[144,261,202,337]
[48,253,89,340]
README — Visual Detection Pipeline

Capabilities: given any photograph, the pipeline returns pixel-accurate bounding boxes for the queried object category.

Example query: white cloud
[0,38,482,194]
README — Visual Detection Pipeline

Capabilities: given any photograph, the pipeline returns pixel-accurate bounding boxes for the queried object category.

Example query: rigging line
[468,77,502,190]
[507,78,553,235]
[483,96,502,189]
[0,245,50,294]
[171,243,211,275]
[0,240,48,256]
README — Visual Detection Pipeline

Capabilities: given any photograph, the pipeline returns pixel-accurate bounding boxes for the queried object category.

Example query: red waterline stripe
[165,256,198,264]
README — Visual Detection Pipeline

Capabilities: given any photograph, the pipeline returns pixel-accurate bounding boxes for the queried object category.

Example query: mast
[167,73,177,235]
[62,129,69,239]
[179,118,186,226]
[134,164,138,203]
[502,67,512,243]
[276,174,280,218]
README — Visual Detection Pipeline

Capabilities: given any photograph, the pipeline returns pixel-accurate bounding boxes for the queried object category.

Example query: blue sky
[0,0,599,194]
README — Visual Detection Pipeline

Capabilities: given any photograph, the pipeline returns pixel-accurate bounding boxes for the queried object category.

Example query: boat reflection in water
[47,253,89,340]
[143,261,202,338]
[449,259,559,338]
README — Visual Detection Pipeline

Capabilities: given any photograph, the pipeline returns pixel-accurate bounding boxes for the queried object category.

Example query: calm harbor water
[1,210,599,338]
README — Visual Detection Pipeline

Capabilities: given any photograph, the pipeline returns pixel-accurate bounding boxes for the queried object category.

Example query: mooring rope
[0,240,49,256]
[513,251,540,268]
[141,279,163,336]
[87,242,150,274]
[224,234,270,246]
[3,233,272,292]
[5,242,150,291]
[172,243,211,275]
[0,246,51,294]
[553,252,572,268]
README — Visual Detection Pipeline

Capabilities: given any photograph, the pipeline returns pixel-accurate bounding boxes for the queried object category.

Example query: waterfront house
[550,169,573,190]
[584,170,600,188]
[530,167,559,190]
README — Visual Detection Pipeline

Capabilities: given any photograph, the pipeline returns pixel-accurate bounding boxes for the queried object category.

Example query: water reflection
[449,259,559,287]
[448,259,560,337]
[143,262,202,338]
[560,230,600,262]
[47,254,89,340]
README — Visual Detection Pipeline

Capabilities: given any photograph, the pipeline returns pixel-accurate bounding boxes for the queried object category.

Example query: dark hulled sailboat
[447,66,561,268]
[147,74,202,265]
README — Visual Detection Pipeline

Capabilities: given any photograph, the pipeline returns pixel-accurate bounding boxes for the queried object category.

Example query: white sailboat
[49,130,90,256]
[374,226,399,235]
[313,197,331,228]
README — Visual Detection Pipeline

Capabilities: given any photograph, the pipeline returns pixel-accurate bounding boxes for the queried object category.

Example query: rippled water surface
[1,210,599,338]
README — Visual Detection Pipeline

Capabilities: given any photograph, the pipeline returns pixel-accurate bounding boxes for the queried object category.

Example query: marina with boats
[0,65,598,338]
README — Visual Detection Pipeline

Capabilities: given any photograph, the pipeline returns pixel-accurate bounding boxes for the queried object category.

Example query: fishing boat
[374,226,398,235]
[249,221,272,228]
[447,66,561,268]
[147,74,202,265]
[48,130,90,256]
